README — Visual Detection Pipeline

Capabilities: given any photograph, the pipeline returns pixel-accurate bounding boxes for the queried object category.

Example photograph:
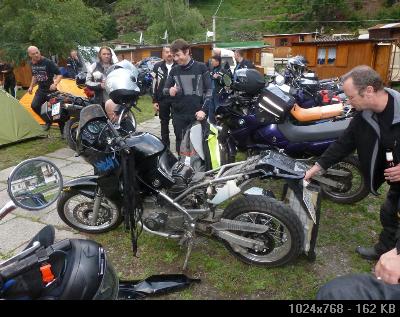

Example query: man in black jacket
[305,65,400,261]
[65,49,82,79]
[1,62,16,97]
[152,46,176,149]
[163,39,212,153]
[233,49,255,81]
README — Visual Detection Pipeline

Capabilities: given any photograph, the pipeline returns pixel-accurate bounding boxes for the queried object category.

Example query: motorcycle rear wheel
[320,155,369,204]
[221,195,303,267]
[64,118,79,151]
[57,191,123,233]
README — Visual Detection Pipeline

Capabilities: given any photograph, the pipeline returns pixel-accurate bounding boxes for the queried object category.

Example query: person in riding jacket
[163,39,212,153]
[233,49,255,81]
[65,50,82,79]
[305,65,400,262]
[152,46,177,149]
[86,46,113,106]
[208,55,230,124]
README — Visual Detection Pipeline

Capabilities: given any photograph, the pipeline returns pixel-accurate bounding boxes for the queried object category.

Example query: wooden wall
[291,41,393,83]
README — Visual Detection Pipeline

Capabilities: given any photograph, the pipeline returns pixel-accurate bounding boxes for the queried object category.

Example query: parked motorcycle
[57,61,322,269]
[216,69,369,204]
[0,158,198,299]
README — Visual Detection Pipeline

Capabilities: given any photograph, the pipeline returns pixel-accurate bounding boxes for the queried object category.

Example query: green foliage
[112,0,205,43]
[0,0,115,64]
[376,3,400,20]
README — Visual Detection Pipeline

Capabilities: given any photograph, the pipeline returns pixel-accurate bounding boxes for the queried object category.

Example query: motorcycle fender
[62,175,98,199]
[243,187,276,198]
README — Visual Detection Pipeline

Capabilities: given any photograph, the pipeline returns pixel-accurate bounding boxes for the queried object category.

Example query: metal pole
[213,15,216,44]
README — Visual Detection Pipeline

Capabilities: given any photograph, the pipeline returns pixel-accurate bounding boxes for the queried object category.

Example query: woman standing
[85,46,113,106]
[209,55,230,124]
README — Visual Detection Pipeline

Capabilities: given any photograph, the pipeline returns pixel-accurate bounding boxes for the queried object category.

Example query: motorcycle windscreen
[77,104,107,136]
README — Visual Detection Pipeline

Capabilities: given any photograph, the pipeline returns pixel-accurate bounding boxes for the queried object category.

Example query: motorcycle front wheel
[57,191,123,233]
[320,155,369,204]
[221,195,304,267]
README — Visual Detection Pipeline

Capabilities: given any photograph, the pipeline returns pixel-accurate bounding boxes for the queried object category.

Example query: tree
[0,0,113,64]
[144,0,205,43]
[112,0,205,44]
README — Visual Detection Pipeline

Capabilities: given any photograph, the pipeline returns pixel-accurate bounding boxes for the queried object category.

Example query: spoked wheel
[64,118,79,151]
[221,195,303,267]
[320,155,369,204]
[57,191,122,233]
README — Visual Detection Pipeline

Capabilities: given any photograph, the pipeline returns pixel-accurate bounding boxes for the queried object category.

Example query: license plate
[303,181,317,224]
[51,102,60,116]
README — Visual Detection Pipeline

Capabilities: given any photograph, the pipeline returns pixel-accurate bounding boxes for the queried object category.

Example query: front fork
[90,187,103,226]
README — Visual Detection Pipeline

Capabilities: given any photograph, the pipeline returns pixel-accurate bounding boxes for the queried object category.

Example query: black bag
[255,86,295,124]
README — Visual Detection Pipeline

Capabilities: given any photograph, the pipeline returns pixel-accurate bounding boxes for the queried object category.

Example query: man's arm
[163,70,176,97]
[28,76,37,94]
[195,67,212,121]
[304,116,358,181]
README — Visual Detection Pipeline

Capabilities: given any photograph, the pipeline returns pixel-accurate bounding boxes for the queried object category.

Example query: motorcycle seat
[290,103,344,122]
[278,117,351,143]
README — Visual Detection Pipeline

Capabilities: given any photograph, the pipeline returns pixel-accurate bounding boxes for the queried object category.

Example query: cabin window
[317,47,337,65]
[279,38,288,46]
[299,35,305,42]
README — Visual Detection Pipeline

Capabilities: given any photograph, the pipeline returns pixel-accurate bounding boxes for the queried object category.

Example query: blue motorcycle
[215,70,368,204]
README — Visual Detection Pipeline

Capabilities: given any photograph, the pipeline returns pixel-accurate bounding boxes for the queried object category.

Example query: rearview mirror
[222,74,232,87]
[7,158,63,211]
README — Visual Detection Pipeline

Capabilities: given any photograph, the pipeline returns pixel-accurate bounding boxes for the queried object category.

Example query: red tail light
[49,98,57,105]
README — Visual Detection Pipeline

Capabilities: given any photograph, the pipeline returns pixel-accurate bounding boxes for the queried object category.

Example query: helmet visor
[93,249,119,300]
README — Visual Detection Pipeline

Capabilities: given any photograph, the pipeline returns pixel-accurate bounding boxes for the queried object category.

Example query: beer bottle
[386,149,396,185]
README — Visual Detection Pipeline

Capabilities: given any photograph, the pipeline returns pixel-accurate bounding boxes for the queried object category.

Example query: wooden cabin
[291,37,394,84]
[263,32,318,58]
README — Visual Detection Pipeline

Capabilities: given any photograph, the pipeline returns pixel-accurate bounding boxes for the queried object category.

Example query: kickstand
[181,223,196,270]
[182,238,193,271]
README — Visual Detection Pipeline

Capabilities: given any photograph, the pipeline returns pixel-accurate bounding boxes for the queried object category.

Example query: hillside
[113,0,399,44]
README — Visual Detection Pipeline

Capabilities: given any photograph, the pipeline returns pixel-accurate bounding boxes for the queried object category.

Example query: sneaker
[43,122,51,131]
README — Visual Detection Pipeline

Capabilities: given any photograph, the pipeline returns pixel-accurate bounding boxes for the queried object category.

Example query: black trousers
[375,189,400,254]
[172,116,194,154]
[158,98,173,148]
[4,79,16,98]
[317,273,400,300]
[31,89,51,124]
[31,89,64,133]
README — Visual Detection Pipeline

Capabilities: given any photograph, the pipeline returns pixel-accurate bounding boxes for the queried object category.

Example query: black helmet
[232,68,265,95]
[76,71,87,88]
[1,239,119,300]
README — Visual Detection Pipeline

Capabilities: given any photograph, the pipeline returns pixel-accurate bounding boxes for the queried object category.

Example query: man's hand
[195,110,206,121]
[169,86,178,97]
[212,73,221,79]
[374,248,400,284]
[384,163,400,183]
[303,164,322,182]
[28,86,33,94]
[153,103,159,112]
[49,83,57,91]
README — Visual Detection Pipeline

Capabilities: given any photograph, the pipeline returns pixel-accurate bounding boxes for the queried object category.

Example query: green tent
[0,89,44,146]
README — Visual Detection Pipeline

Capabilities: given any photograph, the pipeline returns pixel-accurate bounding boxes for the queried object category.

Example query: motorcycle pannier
[255,86,295,124]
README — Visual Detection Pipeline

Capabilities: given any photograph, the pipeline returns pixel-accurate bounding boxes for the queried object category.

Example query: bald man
[27,46,62,133]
